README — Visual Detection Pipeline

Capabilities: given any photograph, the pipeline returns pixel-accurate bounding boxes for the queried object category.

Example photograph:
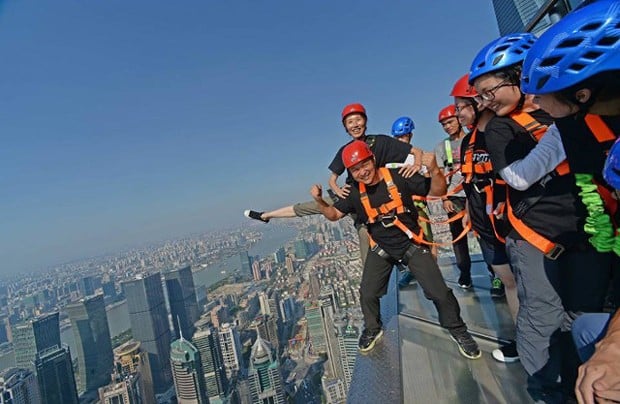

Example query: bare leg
[262,205,296,220]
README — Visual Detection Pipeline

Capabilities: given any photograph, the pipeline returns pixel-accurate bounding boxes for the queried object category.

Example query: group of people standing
[245,1,620,402]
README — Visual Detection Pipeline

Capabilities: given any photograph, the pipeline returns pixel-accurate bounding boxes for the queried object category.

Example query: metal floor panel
[399,316,532,404]
[348,270,402,404]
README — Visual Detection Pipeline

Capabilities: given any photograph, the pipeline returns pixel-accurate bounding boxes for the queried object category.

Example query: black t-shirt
[555,114,620,181]
[333,169,430,259]
[485,109,588,247]
[460,130,509,241]
[329,135,412,184]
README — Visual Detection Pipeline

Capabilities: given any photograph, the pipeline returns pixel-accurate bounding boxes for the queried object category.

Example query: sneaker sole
[449,335,482,360]
[358,330,384,353]
[492,349,520,363]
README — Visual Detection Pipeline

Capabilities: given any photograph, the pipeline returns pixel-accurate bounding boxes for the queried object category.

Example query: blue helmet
[469,33,538,84]
[604,137,620,189]
[521,0,620,94]
[391,116,415,137]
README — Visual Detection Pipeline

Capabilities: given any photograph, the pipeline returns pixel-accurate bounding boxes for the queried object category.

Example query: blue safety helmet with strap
[521,0,620,94]
[391,117,415,137]
[604,137,620,190]
[469,33,538,84]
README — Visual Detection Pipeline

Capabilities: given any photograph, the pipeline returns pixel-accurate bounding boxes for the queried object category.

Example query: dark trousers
[359,245,466,333]
[448,197,471,276]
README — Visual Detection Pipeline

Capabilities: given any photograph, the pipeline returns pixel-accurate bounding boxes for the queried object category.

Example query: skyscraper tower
[239,252,252,277]
[247,335,285,404]
[305,302,327,354]
[12,313,61,371]
[164,266,200,340]
[65,294,114,394]
[336,319,362,390]
[170,335,209,404]
[99,341,155,403]
[192,326,228,401]
[490,0,573,36]
[34,345,79,404]
[0,367,41,404]
[273,247,285,264]
[218,323,242,379]
[122,273,172,393]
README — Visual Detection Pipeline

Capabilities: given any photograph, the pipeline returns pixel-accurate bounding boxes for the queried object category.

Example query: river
[0,225,298,370]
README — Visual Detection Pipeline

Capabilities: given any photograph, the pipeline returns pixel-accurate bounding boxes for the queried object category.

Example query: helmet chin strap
[516,92,526,111]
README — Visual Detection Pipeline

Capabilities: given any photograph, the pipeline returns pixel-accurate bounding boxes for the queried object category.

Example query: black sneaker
[458,274,472,289]
[244,210,269,223]
[358,328,384,353]
[492,341,519,363]
[490,277,505,298]
[450,331,481,359]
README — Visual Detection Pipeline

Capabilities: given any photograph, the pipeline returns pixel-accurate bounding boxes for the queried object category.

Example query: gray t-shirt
[434,136,466,198]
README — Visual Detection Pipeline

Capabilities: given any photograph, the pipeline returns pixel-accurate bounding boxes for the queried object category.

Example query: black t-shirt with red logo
[484,109,588,247]
[460,129,508,241]
[333,169,430,259]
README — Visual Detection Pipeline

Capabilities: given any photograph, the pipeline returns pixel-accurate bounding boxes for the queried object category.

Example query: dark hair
[554,70,620,113]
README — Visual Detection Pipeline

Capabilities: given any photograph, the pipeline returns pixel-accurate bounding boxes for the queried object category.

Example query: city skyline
[0,1,501,274]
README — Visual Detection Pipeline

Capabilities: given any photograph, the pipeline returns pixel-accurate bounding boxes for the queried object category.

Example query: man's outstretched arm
[310,184,346,222]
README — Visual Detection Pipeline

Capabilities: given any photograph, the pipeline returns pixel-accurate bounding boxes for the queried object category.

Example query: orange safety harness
[504,111,571,259]
[461,128,507,243]
[359,168,470,254]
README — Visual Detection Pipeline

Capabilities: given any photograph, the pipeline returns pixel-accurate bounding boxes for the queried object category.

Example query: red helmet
[450,74,478,98]
[342,140,374,169]
[438,105,457,122]
[341,103,367,121]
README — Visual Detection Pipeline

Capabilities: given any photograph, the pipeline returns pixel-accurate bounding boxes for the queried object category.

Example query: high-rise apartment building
[0,368,41,404]
[65,294,114,394]
[218,323,242,379]
[247,336,285,404]
[164,266,200,340]
[12,313,61,371]
[34,345,79,404]
[192,326,228,401]
[170,337,209,404]
[123,273,172,393]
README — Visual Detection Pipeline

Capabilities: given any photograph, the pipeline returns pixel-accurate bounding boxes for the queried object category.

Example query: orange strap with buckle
[462,129,493,183]
[510,111,570,176]
[360,168,470,248]
[506,191,564,258]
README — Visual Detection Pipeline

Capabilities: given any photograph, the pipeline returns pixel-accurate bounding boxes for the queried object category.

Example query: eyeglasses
[474,81,514,102]
[454,103,473,113]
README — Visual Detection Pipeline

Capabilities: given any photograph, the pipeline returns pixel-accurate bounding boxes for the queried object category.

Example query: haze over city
[1,1,498,274]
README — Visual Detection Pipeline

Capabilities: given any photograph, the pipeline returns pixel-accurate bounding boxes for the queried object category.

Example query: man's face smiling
[344,113,367,139]
[349,158,376,185]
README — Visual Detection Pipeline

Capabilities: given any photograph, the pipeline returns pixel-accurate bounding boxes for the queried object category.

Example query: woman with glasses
[451,73,520,363]
[469,32,611,403]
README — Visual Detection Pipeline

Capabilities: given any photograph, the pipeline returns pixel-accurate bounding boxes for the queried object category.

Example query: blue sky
[0,1,499,274]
